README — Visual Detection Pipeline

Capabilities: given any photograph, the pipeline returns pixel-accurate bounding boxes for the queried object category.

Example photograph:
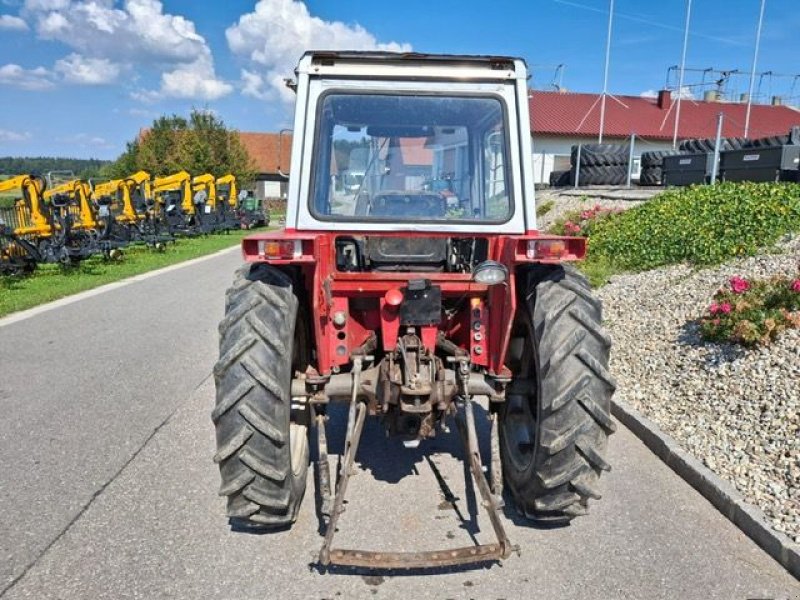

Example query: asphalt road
[0,248,797,599]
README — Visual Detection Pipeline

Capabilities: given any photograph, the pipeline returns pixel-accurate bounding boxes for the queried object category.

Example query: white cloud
[55,53,120,84]
[56,132,112,148]
[21,0,230,100]
[158,56,232,101]
[240,68,270,100]
[226,0,411,103]
[0,63,54,90]
[0,13,27,29]
[0,128,31,142]
[127,107,154,117]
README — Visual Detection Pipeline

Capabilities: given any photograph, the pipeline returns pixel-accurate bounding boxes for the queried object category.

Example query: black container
[720,146,800,183]
[662,153,713,186]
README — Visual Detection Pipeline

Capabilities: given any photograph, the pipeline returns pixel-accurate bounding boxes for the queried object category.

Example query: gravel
[596,236,800,543]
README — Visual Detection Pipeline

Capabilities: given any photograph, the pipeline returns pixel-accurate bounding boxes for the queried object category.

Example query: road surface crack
[0,372,212,598]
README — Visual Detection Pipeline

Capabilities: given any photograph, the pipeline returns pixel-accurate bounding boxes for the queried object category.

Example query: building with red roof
[529,89,800,183]
[237,132,292,200]
[234,89,799,189]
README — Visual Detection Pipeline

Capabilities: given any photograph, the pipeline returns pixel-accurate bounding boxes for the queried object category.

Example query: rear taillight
[525,238,585,260]
[257,239,302,259]
[527,239,566,259]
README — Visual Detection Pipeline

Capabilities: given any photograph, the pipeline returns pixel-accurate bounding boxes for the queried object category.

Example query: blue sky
[1,0,798,160]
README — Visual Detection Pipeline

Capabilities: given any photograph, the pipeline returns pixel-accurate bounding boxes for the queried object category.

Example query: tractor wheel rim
[290,423,307,477]
[504,390,536,472]
[503,326,538,473]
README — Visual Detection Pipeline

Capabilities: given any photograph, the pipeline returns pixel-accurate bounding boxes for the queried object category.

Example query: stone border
[612,398,800,580]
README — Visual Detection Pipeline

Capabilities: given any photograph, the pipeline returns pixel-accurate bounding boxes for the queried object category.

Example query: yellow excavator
[214,173,263,230]
[0,175,47,273]
[218,173,267,229]
[215,173,237,209]
[91,171,169,247]
[41,178,122,263]
[192,173,238,232]
[152,170,202,236]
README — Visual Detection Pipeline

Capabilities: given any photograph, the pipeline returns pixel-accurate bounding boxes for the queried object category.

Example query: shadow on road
[304,401,522,575]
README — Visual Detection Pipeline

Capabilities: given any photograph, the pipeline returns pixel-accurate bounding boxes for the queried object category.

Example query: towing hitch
[317,357,517,570]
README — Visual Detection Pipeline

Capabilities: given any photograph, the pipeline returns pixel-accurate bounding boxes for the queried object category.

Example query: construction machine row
[0,171,268,275]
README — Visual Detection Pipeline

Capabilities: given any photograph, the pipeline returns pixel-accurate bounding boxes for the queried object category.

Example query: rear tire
[213,263,309,529]
[500,266,616,522]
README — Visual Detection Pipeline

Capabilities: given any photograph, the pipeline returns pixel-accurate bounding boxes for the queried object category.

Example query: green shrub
[589,182,800,271]
[535,200,554,217]
[700,274,800,346]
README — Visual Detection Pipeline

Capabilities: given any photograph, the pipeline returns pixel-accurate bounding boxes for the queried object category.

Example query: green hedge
[589,182,800,271]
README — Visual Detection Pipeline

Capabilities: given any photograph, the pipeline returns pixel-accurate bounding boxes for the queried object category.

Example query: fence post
[574,144,582,188]
[626,133,636,188]
[540,151,546,185]
[710,112,724,184]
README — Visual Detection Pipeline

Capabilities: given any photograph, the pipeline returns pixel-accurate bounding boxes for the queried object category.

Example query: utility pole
[672,0,692,149]
[710,113,724,183]
[744,0,766,138]
[598,0,614,143]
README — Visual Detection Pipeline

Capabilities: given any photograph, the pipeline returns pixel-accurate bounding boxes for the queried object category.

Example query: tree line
[0,157,110,179]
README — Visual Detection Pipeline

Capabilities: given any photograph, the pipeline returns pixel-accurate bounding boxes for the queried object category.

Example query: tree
[104,110,255,183]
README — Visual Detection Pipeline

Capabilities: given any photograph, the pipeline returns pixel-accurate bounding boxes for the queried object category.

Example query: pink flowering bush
[729,276,750,294]
[550,204,623,238]
[700,273,800,346]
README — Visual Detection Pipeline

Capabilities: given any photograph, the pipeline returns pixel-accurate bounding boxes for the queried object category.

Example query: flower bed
[548,203,621,237]
[701,274,800,346]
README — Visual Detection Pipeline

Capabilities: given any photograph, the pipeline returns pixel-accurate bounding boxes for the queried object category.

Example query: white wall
[530,134,675,184]
[255,180,288,200]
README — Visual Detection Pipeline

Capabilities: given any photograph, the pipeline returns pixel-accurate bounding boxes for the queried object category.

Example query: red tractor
[212,52,616,570]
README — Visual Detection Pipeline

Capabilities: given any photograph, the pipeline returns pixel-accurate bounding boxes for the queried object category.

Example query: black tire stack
[570,143,629,186]
[548,169,572,187]
[639,150,680,186]
[678,136,746,153]
[743,133,792,148]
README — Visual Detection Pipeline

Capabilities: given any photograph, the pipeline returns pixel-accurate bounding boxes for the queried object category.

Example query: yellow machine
[123,171,152,213]
[0,174,52,238]
[153,170,194,214]
[40,178,126,262]
[0,175,48,273]
[215,173,238,208]
[151,170,203,235]
[93,178,137,225]
[191,173,238,232]
[43,179,98,230]
[191,173,219,216]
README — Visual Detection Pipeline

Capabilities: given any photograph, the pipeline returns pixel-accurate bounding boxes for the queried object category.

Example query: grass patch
[0,229,255,317]
[579,182,800,286]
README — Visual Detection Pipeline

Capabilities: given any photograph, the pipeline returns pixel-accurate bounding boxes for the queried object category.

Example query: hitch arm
[317,357,517,570]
